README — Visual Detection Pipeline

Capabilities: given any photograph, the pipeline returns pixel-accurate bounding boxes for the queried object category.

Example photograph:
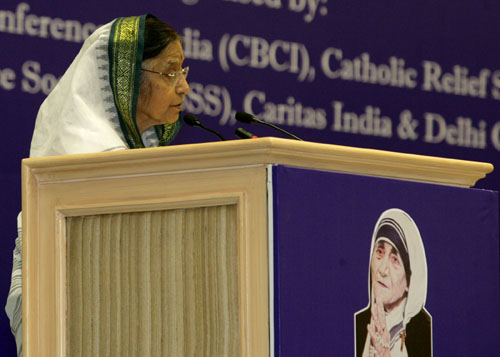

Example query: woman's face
[370,240,408,311]
[136,40,190,134]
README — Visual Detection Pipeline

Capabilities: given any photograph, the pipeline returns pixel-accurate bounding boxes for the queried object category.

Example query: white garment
[5,213,23,357]
[6,15,179,356]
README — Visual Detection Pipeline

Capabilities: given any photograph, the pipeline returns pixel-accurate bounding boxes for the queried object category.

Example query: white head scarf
[30,15,181,158]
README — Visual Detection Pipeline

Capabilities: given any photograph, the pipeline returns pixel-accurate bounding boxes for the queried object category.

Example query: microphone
[235,127,258,139]
[183,114,226,141]
[235,112,303,141]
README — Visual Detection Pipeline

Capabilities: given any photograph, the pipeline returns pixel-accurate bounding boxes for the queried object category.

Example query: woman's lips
[377,281,388,289]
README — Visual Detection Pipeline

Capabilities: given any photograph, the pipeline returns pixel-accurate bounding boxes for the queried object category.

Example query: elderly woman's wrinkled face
[136,40,190,134]
[370,240,408,311]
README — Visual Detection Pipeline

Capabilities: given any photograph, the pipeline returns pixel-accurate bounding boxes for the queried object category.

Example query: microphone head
[235,111,257,124]
[183,113,201,127]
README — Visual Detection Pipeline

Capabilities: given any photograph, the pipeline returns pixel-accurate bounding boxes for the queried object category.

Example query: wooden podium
[22,138,494,356]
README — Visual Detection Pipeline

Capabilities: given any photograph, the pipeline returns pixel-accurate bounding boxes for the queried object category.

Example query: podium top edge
[21,137,494,188]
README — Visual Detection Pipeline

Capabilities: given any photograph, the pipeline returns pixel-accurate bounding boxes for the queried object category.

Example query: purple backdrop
[1,1,500,354]
[272,166,499,355]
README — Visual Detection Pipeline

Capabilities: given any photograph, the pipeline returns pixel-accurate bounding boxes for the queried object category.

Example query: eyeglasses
[141,66,189,86]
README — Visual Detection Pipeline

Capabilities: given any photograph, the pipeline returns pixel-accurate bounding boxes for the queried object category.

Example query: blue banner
[1,1,499,353]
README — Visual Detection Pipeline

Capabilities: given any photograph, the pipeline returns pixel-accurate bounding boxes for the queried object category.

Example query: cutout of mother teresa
[355,209,432,356]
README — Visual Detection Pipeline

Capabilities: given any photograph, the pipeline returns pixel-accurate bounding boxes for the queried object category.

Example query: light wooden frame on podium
[22,138,493,356]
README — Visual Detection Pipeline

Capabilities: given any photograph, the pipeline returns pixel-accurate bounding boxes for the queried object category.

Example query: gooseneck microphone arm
[183,114,226,141]
[234,112,303,141]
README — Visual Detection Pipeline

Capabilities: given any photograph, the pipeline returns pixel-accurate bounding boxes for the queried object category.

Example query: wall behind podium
[1,1,499,354]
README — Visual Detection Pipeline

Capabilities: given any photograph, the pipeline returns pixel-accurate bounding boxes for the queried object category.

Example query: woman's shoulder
[355,306,371,324]
[408,309,432,331]
[406,309,432,356]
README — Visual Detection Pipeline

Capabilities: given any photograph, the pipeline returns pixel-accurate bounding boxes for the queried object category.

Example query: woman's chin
[165,112,181,124]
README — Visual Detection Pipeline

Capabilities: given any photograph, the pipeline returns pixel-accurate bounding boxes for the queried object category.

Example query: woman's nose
[176,74,190,95]
[378,256,389,275]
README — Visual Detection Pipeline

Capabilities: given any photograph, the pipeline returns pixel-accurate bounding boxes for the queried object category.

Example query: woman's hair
[143,15,181,61]
[139,16,182,104]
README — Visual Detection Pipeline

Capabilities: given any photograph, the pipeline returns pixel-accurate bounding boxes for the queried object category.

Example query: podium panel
[271,165,499,356]
[67,206,239,356]
[23,156,269,357]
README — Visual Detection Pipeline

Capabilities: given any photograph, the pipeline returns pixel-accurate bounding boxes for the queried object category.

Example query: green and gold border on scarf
[156,115,182,146]
[109,15,145,149]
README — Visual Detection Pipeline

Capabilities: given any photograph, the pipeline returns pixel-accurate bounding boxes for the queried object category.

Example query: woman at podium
[355,208,432,356]
[5,14,190,356]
